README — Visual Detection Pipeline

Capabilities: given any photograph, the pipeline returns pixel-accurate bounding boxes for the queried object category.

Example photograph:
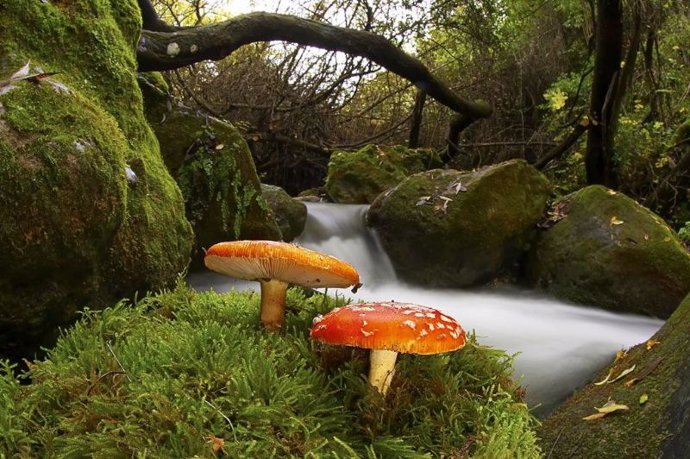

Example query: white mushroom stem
[369,349,398,395]
[259,279,289,331]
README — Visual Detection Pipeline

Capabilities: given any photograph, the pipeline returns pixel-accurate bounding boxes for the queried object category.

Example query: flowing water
[188,202,664,414]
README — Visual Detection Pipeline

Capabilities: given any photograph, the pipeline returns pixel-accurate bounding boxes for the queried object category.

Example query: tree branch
[137,12,492,119]
[138,0,177,32]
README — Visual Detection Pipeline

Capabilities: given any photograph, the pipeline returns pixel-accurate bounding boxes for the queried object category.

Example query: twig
[204,399,238,441]
[547,426,566,459]
[106,340,132,382]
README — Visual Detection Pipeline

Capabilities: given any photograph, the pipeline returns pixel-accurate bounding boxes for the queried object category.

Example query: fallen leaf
[639,394,649,405]
[596,400,629,414]
[646,339,661,350]
[10,62,30,81]
[208,434,226,454]
[610,216,624,225]
[415,196,431,206]
[215,143,225,150]
[453,182,467,193]
[594,368,614,386]
[614,349,627,363]
[609,365,636,384]
[624,378,640,387]
[583,412,608,421]
[607,189,617,195]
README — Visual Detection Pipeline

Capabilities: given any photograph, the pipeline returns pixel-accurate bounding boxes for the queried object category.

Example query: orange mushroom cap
[204,240,361,289]
[310,302,466,355]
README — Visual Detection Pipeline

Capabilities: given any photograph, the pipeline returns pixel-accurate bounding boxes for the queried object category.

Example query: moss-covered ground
[0,283,540,458]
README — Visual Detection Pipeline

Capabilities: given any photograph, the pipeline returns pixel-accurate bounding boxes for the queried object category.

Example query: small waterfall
[189,202,664,414]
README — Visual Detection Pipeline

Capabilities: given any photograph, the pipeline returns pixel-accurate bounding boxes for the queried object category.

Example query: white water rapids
[188,202,663,414]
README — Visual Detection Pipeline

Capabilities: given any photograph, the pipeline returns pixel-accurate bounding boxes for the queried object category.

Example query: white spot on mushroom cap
[361,329,375,337]
[419,329,428,337]
[428,323,435,331]
[312,314,325,324]
[440,314,454,323]
[402,320,416,329]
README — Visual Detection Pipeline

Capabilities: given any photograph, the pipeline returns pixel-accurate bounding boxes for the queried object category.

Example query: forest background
[150,0,690,235]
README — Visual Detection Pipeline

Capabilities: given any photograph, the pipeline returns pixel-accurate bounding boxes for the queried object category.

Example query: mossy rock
[325,145,443,204]
[0,1,193,360]
[0,284,540,457]
[526,185,690,318]
[140,75,280,266]
[538,291,690,457]
[367,160,552,287]
[261,184,307,241]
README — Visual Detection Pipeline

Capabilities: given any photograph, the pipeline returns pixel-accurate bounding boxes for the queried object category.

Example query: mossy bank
[0,1,193,359]
[0,284,540,457]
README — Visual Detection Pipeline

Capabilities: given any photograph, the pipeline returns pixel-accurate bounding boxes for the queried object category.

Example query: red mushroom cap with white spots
[310,302,466,355]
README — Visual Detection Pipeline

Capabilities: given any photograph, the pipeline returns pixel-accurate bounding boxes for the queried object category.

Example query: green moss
[538,292,690,457]
[0,284,540,457]
[527,185,690,317]
[139,82,282,264]
[261,184,308,241]
[0,1,193,359]
[325,145,444,204]
[368,160,552,287]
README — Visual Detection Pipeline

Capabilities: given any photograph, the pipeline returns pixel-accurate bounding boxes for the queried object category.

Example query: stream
[188,202,664,415]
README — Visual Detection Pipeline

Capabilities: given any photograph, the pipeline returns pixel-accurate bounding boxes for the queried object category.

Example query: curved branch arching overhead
[136,12,492,121]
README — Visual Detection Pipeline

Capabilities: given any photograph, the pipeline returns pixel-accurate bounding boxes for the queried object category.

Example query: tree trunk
[408,89,426,148]
[585,0,623,187]
[443,113,475,164]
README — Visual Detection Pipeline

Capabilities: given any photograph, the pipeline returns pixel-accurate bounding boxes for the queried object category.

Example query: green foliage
[679,222,690,244]
[0,284,540,457]
[176,125,261,239]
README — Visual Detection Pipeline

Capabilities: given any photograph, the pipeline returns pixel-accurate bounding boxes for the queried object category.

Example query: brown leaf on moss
[646,339,661,350]
[208,434,226,454]
[583,400,629,421]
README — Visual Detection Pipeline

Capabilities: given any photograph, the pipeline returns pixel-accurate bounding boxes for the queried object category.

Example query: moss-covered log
[538,291,690,457]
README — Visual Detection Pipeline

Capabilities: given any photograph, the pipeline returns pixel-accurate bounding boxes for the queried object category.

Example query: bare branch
[137,12,492,119]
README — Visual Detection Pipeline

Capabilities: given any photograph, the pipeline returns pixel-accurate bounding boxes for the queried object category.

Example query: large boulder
[538,291,690,457]
[0,1,193,359]
[140,75,281,265]
[325,144,443,204]
[367,160,551,287]
[261,184,307,241]
[526,185,690,318]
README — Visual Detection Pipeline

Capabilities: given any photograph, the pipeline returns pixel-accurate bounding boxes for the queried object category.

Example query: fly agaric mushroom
[204,240,361,330]
[310,302,466,395]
